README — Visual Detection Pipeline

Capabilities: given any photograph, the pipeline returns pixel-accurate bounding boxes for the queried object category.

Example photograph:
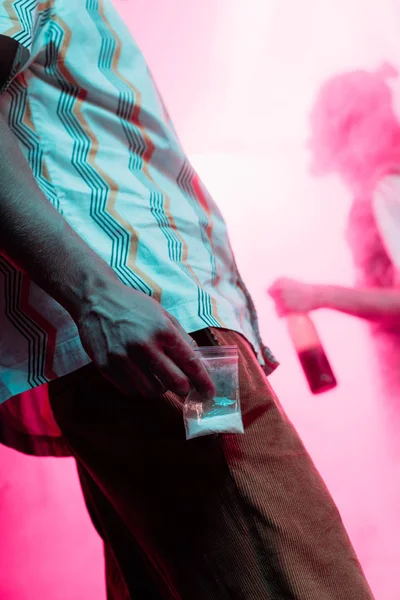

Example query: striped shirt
[0,0,278,404]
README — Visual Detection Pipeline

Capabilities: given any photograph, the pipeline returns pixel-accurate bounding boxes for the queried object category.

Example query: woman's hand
[267,278,320,317]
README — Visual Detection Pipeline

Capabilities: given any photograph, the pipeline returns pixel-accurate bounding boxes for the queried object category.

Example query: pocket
[190,328,222,348]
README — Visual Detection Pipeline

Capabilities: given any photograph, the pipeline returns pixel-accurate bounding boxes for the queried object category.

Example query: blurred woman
[268,64,400,393]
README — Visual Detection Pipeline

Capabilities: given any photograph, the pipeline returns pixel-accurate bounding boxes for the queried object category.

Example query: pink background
[1,1,399,598]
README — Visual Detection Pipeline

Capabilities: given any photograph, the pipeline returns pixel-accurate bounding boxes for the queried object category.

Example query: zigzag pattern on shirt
[3,0,52,46]
[88,0,221,326]
[177,160,226,327]
[45,15,160,298]
[177,160,219,285]
[7,74,61,211]
[0,260,48,388]
[0,74,63,386]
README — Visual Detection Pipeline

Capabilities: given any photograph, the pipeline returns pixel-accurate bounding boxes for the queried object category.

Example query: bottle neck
[286,313,321,352]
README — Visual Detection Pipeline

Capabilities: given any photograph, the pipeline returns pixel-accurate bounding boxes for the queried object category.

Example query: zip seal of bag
[183,345,244,440]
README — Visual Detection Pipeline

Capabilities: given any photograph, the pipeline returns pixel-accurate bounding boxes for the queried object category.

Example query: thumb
[267,284,280,299]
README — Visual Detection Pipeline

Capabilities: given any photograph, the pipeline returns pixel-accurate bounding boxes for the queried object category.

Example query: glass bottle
[286,313,337,394]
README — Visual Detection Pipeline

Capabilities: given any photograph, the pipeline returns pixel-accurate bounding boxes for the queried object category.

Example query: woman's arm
[314,284,400,322]
[268,277,400,323]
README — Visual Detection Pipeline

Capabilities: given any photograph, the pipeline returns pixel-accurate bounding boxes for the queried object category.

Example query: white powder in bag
[185,411,244,439]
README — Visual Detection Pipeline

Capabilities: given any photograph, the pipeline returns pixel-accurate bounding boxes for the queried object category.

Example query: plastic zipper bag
[183,345,244,440]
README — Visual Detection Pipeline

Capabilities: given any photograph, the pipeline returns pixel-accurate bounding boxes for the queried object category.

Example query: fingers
[164,338,216,399]
[266,281,288,318]
[266,282,277,296]
[168,314,198,349]
[129,363,167,398]
[266,283,281,302]
[164,315,215,397]
[146,354,192,397]
[267,277,287,296]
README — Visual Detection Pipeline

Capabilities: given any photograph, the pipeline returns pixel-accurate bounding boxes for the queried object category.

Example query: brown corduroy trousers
[48,328,374,600]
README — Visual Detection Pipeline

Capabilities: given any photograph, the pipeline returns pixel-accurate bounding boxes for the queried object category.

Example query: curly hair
[309,64,399,176]
[310,65,399,287]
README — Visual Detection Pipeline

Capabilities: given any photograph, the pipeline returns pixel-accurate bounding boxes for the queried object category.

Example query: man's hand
[76,282,216,399]
[267,277,320,317]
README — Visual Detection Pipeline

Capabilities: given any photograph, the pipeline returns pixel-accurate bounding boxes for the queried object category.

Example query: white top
[373,175,400,272]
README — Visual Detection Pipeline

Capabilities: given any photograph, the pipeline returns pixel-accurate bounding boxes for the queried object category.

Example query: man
[0,1,374,598]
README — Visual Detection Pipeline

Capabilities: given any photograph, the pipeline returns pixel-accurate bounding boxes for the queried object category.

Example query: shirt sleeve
[0,0,50,92]
[373,175,400,270]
